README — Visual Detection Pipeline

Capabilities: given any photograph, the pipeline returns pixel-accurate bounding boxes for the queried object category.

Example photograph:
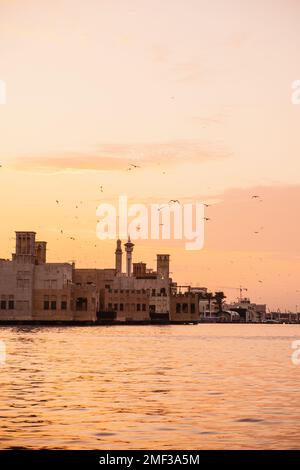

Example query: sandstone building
[0,231,200,324]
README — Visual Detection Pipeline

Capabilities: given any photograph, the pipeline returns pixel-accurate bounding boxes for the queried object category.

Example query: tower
[115,239,123,275]
[14,231,36,263]
[156,254,170,280]
[124,236,134,277]
[35,241,47,264]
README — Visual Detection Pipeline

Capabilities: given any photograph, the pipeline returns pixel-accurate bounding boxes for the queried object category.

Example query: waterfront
[0,324,300,449]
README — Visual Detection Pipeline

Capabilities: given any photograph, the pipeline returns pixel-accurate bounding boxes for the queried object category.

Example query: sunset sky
[0,0,300,310]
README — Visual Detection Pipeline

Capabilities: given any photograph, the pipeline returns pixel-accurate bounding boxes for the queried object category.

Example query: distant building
[224,297,267,322]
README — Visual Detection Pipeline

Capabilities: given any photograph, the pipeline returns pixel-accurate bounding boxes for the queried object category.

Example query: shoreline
[0,320,298,326]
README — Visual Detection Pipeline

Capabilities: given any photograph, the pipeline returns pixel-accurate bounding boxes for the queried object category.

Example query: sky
[0,0,300,310]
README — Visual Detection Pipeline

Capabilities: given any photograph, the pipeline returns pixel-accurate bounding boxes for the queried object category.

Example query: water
[0,324,299,449]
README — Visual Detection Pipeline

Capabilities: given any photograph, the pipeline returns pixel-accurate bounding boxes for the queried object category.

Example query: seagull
[168,199,180,205]
[252,195,260,199]
[204,217,210,221]
[130,164,140,169]
[204,204,210,207]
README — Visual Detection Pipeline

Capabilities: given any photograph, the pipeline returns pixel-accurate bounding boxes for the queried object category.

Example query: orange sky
[0,0,300,310]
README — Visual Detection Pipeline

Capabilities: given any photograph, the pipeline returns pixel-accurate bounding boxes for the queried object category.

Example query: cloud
[10,140,230,172]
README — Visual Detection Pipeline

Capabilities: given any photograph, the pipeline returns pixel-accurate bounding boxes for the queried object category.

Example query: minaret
[115,239,123,275]
[124,236,134,277]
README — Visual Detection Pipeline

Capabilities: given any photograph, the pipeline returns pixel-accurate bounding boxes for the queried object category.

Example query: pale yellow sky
[0,0,300,310]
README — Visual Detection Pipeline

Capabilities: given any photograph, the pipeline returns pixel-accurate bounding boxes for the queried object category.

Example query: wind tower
[156,254,170,280]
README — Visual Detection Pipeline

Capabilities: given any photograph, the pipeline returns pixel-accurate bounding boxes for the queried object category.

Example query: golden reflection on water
[0,324,300,449]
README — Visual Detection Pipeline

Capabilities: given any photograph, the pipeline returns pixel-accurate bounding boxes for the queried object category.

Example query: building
[1,232,72,321]
[0,231,201,324]
[1,230,271,324]
[224,297,267,322]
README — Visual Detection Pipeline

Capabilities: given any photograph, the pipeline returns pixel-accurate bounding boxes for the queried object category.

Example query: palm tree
[206,292,214,317]
[214,291,226,313]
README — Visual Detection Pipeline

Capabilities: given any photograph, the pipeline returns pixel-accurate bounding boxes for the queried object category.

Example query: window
[17,279,30,288]
[50,296,57,310]
[191,303,196,314]
[76,297,88,311]
[120,303,124,311]
[1,300,6,310]
[137,304,141,311]
[44,295,49,310]
[8,296,14,310]
[113,303,118,311]
[176,303,181,313]
[152,289,156,296]
[142,304,146,311]
[182,303,188,313]
[61,295,67,310]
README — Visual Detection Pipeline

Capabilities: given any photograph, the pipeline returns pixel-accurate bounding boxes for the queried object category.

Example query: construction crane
[217,285,248,301]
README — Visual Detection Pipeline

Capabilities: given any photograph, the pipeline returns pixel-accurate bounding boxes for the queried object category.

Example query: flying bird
[252,195,260,199]
[168,199,180,205]
[130,164,140,169]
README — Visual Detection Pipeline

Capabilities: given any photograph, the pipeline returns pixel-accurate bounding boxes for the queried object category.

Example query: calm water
[0,324,300,449]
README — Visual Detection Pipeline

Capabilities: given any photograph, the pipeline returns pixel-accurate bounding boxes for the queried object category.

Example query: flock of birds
[1,159,269,286]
